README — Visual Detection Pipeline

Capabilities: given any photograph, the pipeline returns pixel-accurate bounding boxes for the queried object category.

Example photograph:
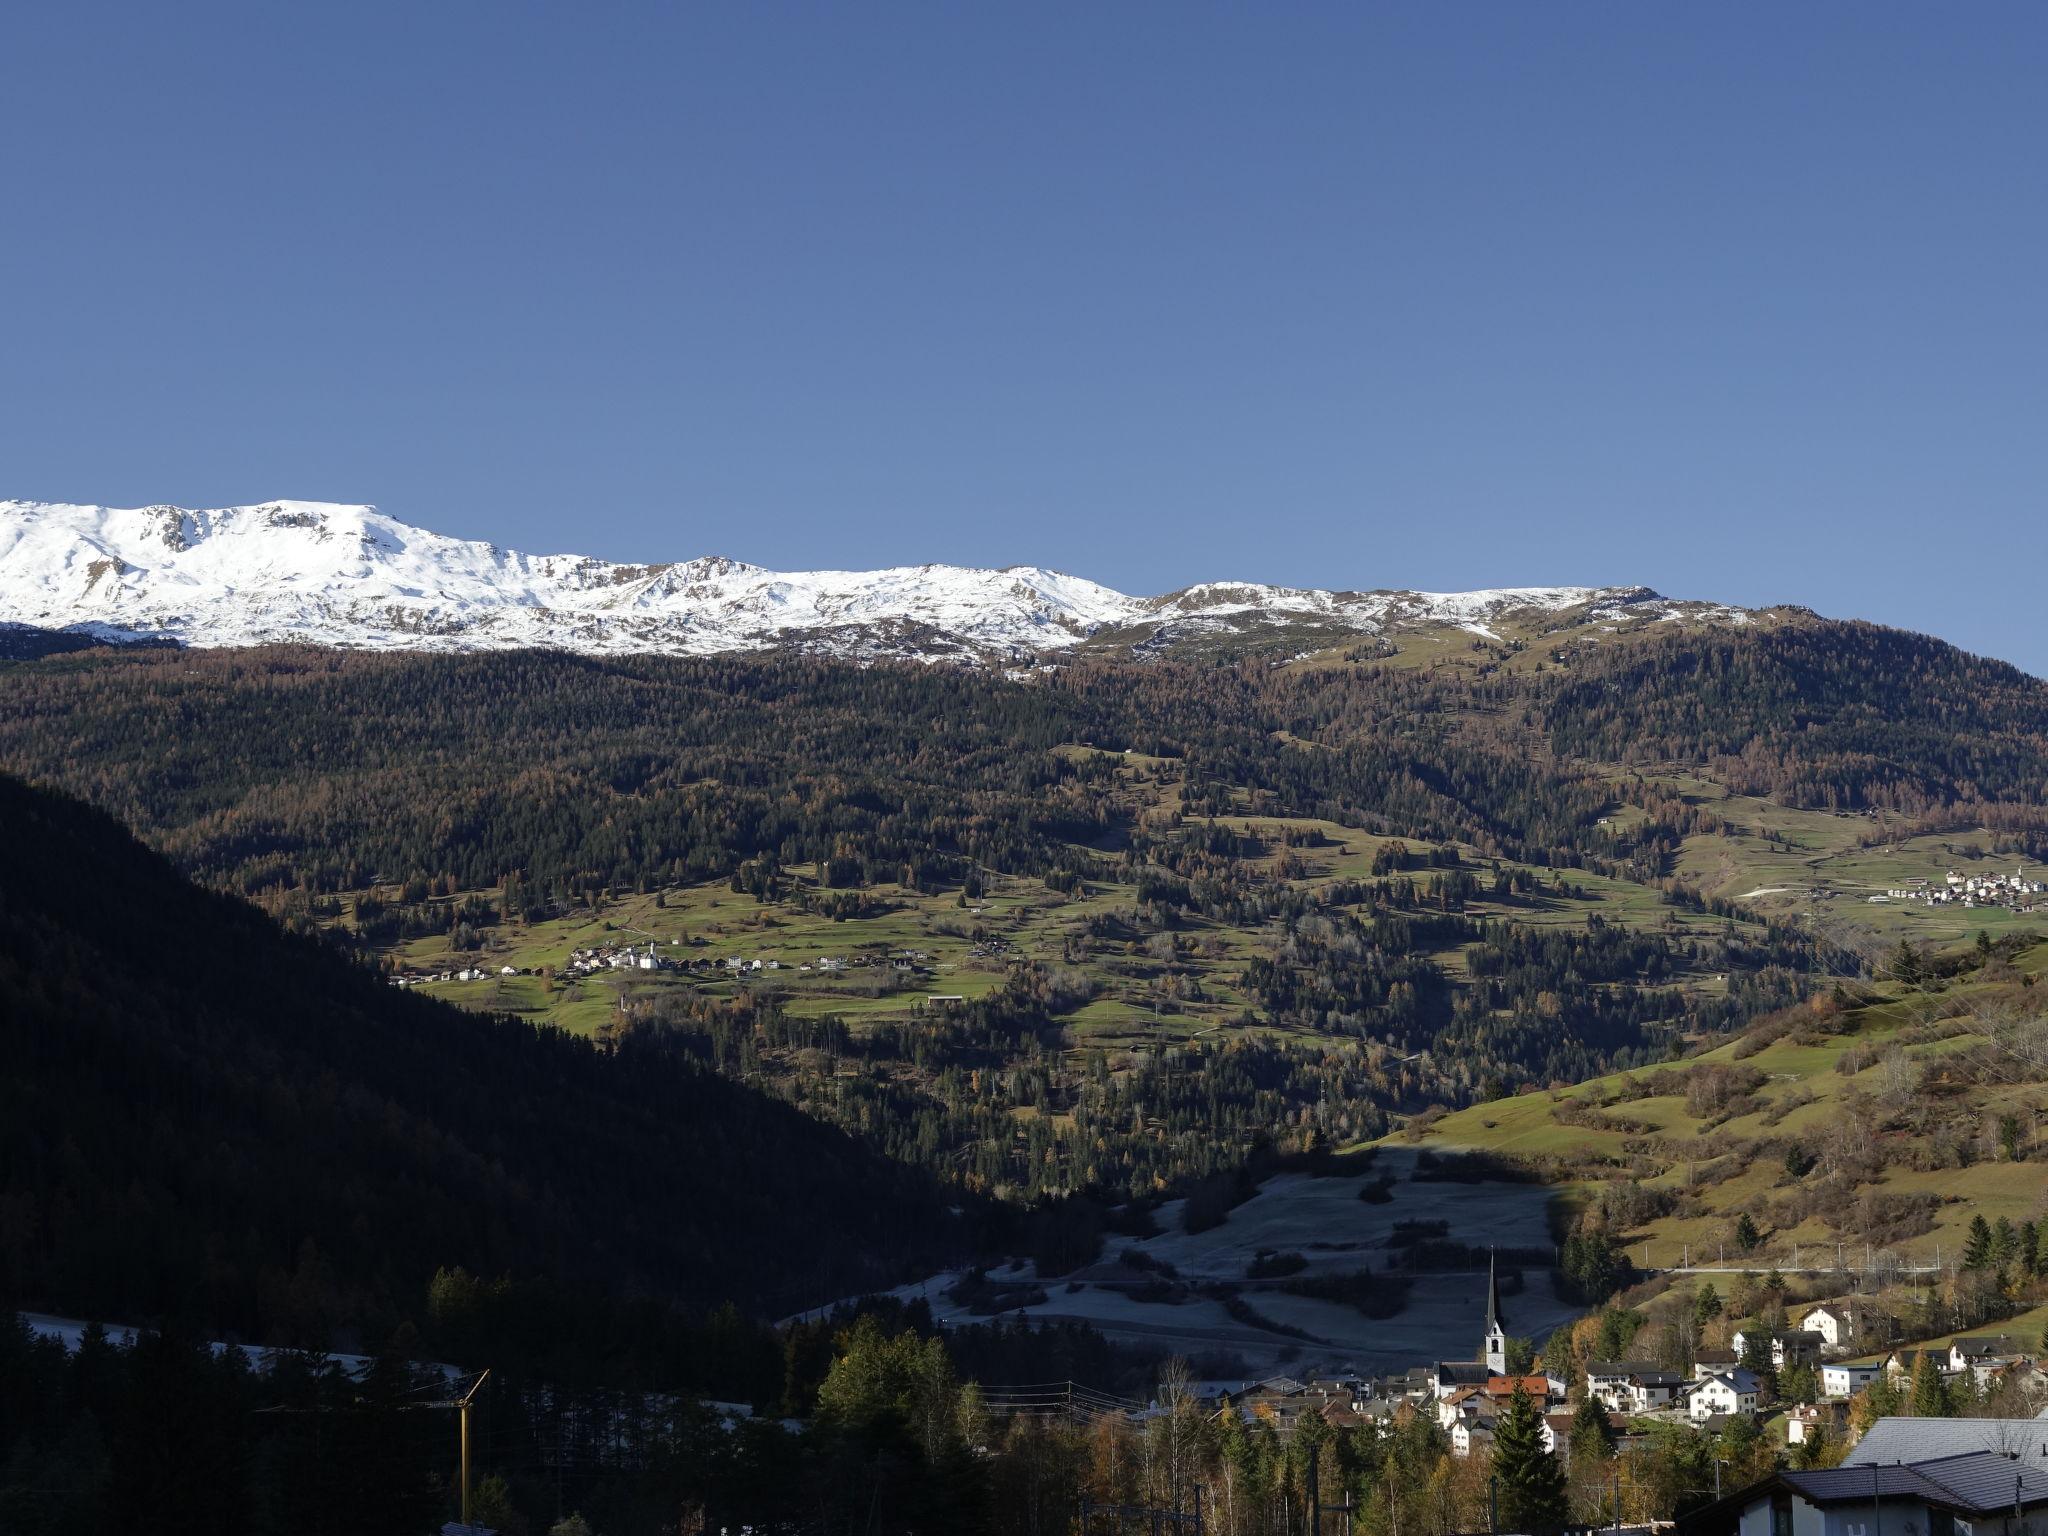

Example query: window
[1771,1494,1794,1536]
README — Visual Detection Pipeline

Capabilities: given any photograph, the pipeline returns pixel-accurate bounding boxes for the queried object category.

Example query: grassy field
[1386,938,2048,1265]
[336,742,1778,1046]
[1587,767,2048,943]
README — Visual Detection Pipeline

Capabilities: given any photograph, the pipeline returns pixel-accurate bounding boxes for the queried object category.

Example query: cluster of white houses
[559,941,678,976]
[392,962,531,986]
[396,942,939,987]
[1175,1272,2043,1465]
[1873,868,2045,910]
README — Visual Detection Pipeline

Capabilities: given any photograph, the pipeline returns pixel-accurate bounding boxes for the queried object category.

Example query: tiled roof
[1845,1418,2048,1468]
[1790,1451,2048,1514]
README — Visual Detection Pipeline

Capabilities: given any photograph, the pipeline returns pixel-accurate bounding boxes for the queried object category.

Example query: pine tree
[1910,1351,1951,1418]
[1851,1375,1902,1435]
[1567,1393,1616,1466]
[1491,1384,1570,1536]
[1781,1360,1819,1407]
[1991,1217,2019,1271]
[1734,1213,1761,1253]
[1694,1283,1723,1325]
[1962,1215,1993,1270]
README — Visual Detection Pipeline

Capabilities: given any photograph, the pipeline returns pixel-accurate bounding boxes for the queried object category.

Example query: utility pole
[457,1369,491,1533]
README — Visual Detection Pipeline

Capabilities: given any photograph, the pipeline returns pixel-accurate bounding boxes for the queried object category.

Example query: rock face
[0,498,1756,660]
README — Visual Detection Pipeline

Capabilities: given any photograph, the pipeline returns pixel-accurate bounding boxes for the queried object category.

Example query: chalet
[1694,1348,1742,1380]
[1589,1360,1686,1414]
[1220,1376,1333,1431]
[1688,1370,1761,1421]
[1820,1362,1882,1399]
[1798,1304,1859,1350]
[1436,1385,1486,1429]
[1483,1374,1554,1405]
[1677,1448,2048,1536]
[1301,1375,1369,1413]
[1785,1401,1848,1447]
[1732,1327,1825,1370]
[1885,1349,1937,1385]
[1949,1336,2030,1383]
[1451,1418,1493,1458]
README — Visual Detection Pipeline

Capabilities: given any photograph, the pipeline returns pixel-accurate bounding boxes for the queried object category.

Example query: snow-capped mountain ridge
[0,498,1756,660]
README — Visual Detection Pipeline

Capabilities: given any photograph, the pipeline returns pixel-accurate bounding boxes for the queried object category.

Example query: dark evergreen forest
[0,773,970,1346]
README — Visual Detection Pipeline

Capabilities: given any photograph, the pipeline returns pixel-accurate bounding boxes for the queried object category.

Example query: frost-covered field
[852,1149,1581,1377]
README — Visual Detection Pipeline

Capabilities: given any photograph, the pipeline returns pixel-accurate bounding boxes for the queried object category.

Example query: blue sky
[4,3,2045,670]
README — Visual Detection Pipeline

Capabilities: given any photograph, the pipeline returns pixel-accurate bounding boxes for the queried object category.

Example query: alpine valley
[7,494,2048,1533]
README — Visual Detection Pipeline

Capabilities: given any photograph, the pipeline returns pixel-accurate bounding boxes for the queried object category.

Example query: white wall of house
[1801,1308,1850,1347]
[1821,1364,1879,1397]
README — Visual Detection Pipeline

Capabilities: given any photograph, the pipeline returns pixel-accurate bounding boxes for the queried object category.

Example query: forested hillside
[1,621,2042,905]
[1540,624,2048,812]
[2,622,2044,1225]
[0,773,966,1347]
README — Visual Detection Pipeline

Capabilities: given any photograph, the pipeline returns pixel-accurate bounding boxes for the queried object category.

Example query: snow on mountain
[0,499,1749,661]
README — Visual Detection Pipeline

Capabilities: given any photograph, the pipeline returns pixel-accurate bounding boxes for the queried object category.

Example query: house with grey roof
[1678,1448,2048,1536]
[1844,1416,2048,1467]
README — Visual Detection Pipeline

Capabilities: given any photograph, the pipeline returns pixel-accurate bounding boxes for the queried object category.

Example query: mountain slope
[0,497,1762,661]
[0,772,966,1342]
[1392,935,2048,1272]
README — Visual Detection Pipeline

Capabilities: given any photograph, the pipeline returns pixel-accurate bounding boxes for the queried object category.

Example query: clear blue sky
[5,3,2045,670]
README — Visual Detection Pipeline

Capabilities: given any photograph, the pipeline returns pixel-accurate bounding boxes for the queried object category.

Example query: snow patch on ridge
[0,498,1745,662]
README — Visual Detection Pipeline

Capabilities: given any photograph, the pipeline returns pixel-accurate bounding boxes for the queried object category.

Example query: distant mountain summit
[0,498,1762,661]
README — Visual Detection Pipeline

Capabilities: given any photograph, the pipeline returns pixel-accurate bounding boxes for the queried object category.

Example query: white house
[1820,1362,1881,1398]
[1948,1336,2029,1385]
[1689,1370,1761,1422]
[1732,1328,1825,1370]
[1589,1361,1685,1413]
[1451,1419,1494,1459]
[1798,1304,1857,1350]
[1786,1403,1847,1447]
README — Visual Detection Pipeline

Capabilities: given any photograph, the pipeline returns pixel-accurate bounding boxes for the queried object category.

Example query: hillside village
[390,940,939,989]
[1153,1257,2047,1474]
[1874,868,2047,912]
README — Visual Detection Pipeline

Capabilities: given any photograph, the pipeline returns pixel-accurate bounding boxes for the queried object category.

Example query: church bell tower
[1482,1249,1508,1374]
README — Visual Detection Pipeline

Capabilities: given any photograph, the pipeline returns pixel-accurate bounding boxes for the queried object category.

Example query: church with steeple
[1481,1249,1508,1374]
[1429,1248,1514,1398]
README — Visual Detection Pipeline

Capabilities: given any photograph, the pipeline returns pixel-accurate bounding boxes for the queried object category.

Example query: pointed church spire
[1482,1248,1508,1373]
